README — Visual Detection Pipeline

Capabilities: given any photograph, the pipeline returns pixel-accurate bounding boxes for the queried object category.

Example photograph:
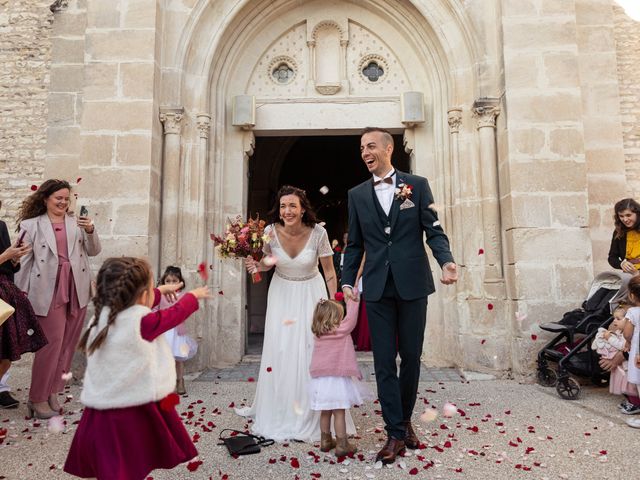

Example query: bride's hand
[246,256,259,273]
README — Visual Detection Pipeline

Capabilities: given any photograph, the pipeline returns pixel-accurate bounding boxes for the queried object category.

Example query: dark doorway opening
[245,134,410,354]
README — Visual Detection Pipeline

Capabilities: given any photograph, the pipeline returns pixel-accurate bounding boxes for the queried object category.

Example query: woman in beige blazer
[15,179,101,418]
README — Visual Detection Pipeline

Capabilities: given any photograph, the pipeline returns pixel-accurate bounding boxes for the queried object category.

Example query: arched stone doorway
[173,0,492,370]
[245,134,411,353]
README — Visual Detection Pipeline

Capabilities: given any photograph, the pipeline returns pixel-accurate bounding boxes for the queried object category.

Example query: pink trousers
[29,303,86,402]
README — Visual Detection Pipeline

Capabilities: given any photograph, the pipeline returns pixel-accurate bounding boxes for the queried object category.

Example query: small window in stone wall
[359,55,388,83]
[268,56,297,85]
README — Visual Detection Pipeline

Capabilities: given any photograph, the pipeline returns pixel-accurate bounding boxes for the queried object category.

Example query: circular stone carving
[268,56,297,85]
[359,54,388,83]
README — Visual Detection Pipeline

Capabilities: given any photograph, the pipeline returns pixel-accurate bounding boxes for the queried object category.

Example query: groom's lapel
[388,171,405,234]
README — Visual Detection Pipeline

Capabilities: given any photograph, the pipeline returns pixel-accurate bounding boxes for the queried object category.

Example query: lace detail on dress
[316,226,333,257]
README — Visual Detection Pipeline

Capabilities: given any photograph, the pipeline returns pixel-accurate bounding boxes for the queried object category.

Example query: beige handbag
[0,298,15,326]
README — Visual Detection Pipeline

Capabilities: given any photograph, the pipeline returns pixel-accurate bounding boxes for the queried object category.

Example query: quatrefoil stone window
[359,55,388,84]
[268,56,297,85]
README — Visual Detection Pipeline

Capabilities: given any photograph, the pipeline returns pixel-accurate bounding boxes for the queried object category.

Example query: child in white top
[622,276,640,428]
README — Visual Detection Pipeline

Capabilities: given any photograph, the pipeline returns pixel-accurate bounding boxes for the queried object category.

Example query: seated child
[592,306,627,359]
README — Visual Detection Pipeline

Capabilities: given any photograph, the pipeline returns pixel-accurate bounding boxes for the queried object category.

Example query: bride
[236,185,356,442]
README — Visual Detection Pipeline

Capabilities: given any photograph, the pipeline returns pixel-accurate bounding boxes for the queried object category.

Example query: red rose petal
[197,262,209,282]
[186,460,203,471]
[228,402,235,408]
[290,457,300,468]
[76,177,82,183]
[531,334,537,341]
[334,292,344,302]
[487,303,494,310]
[266,367,272,372]
[480,339,486,345]
[218,290,224,295]
[409,467,419,475]
[159,393,180,411]
[478,248,484,255]
[247,377,255,382]
[30,185,38,191]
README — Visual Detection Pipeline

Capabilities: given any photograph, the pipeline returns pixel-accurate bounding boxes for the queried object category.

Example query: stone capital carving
[472,98,500,130]
[447,107,463,134]
[159,107,184,135]
[196,113,211,139]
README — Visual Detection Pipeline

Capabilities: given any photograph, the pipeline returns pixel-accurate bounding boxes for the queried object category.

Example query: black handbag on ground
[218,429,274,456]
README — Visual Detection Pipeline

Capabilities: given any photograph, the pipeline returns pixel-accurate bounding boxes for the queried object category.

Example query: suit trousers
[366,270,427,439]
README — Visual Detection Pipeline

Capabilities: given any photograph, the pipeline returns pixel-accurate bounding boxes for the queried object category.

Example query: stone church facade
[1,0,639,376]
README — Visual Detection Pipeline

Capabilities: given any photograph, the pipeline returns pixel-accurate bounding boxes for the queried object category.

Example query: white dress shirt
[372,168,396,216]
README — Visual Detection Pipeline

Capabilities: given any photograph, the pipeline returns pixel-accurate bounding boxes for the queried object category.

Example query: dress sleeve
[316,226,333,258]
[263,224,273,256]
[140,293,199,341]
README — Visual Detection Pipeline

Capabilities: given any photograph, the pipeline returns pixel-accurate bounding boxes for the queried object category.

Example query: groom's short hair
[362,127,394,149]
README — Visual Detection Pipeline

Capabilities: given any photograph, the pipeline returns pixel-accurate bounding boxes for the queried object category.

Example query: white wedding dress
[236,223,356,442]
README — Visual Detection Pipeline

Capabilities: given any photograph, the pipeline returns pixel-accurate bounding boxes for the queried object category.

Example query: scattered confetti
[478,248,484,255]
[76,177,82,183]
[47,416,64,434]
[481,339,486,345]
[30,185,38,191]
[197,262,209,282]
[283,319,296,326]
[443,403,457,418]
[247,377,255,382]
[420,408,438,422]
[27,329,34,336]
[293,401,304,416]
[263,255,278,267]
[487,303,494,311]
[61,372,72,381]
[319,186,329,195]
[334,292,344,302]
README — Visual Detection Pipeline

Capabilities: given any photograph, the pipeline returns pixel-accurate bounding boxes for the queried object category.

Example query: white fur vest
[80,304,176,410]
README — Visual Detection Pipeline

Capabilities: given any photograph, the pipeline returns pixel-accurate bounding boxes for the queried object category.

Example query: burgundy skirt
[0,274,47,360]
[64,401,198,480]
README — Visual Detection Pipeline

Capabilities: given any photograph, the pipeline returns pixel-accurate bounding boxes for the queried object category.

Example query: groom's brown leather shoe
[403,421,420,449]
[376,437,405,464]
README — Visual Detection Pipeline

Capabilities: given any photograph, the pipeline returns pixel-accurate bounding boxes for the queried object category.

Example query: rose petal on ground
[531,334,537,341]
[409,467,419,475]
[290,457,300,468]
[186,460,203,472]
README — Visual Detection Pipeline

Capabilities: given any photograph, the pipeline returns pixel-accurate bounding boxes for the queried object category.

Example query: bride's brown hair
[269,185,319,227]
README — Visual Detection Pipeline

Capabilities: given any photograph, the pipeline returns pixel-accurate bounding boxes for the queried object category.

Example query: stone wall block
[507,93,582,123]
[96,236,150,259]
[586,175,627,204]
[51,11,86,36]
[540,0,577,15]
[86,31,156,62]
[82,101,153,131]
[578,52,620,86]
[87,1,120,28]
[549,128,584,158]
[47,126,81,155]
[575,0,614,25]
[502,194,551,230]
[81,134,114,166]
[80,167,150,197]
[505,264,554,300]
[113,202,151,235]
[47,93,75,125]
[577,25,616,53]
[549,193,589,227]
[510,128,545,156]
[509,160,587,192]
[121,63,155,99]
[50,64,84,92]
[582,117,624,148]
[555,264,593,300]
[73,201,113,234]
[83,63,118,100]
[503,21,577,50]
[543,53,580,88]
[505,228,592,263]
[51,37,84,64]
[502,0,537,17]
[116,134,152,166]
[504,55,541,89]
[122,0,157,28]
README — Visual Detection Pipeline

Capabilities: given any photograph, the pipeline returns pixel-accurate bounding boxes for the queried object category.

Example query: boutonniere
[395,182,413,201]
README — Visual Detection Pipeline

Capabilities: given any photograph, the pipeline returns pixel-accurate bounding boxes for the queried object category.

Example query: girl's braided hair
[78,257,152,355]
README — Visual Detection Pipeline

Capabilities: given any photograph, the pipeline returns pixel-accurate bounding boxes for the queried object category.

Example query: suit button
[40,259,44,262]
[42,244,45,247]
[385,260,389,266]
[82,268,85,272]
[388,241,392,246]
[36,274,40,277]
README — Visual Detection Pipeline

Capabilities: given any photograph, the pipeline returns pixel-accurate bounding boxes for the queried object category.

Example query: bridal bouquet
[211,215,270,283]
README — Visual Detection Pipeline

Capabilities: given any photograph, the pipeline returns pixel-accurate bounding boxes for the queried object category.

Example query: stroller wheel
[537,367,558,387]
[556,377,581,400]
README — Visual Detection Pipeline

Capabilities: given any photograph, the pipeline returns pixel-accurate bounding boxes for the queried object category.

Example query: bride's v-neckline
[274,224,314,260]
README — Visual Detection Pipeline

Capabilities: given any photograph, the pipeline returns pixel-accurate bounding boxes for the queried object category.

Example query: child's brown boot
[320,432,336,452]
[335,435,357,456]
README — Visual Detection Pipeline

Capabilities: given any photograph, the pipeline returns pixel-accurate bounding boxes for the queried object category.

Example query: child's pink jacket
[309,298,362,380]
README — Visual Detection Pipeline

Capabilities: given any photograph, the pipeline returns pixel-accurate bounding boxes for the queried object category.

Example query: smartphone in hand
[79,205,89,218]
[17,230,26,246]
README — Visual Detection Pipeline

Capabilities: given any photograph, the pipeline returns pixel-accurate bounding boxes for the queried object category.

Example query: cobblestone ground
[1,355,638,480]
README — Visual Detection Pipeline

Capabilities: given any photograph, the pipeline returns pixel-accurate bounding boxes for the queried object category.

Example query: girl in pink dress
[64,257,210,480]
[309,297,372,456]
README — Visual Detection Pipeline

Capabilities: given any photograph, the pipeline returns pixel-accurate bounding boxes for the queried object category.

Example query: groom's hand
[440,262,458,285]
[342,286,359,301]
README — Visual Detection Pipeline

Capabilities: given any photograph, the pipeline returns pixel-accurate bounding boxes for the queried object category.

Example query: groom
[341,127,458,464]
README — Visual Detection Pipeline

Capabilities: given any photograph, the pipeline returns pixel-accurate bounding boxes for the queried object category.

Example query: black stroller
[536,271,631,399]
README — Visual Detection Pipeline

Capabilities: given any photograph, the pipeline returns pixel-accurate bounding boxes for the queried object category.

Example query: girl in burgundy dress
[64,257,210,480]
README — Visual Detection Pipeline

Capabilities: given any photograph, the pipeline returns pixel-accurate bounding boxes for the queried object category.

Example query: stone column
[447,107,464,266]
[472,99,503,282]
[195,113,211,263]
[159,107,184,269]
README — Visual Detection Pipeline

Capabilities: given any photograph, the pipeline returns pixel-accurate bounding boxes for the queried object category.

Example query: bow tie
[373,176,394,186]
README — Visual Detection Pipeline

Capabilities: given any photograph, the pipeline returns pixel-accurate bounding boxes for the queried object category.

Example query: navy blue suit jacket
[341,171,454,302]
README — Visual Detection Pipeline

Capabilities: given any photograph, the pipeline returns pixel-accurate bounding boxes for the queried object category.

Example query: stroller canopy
[586,271,633,313]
